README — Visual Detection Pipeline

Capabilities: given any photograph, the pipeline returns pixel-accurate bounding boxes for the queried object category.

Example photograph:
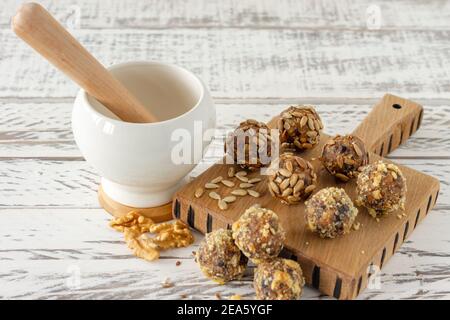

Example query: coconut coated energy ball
[321,134,368,181]
[232,205,285,264]
[196,229,248,284]
[356,161,407,218]
[305,187,358,238]
[254,258,305,300]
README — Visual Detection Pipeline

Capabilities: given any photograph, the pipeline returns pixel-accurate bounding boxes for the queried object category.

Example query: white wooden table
[1,0,450,300]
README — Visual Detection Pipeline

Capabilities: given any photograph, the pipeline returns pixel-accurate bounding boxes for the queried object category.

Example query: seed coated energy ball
[321,134,368,181]
[278,105,323,151]
[356,161,407,218]
[196,229,248,284]
[224,119,272,170]
[254,258,305,300]
[268,153,317,205]
[232,205,285,264]
[305,187,358,238]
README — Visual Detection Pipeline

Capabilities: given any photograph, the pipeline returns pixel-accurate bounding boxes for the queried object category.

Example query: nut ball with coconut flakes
[356,161,406,218]
[196,229,248,284]
[232,205,285,264]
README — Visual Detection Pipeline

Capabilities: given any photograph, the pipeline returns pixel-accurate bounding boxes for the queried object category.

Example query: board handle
[352,94,423,156]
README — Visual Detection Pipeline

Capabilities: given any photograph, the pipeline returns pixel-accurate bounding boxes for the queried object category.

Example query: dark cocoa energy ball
[232,205,285,264]
[356,161,407,218]
[224,119,272,170]
[254,258,305,300]
[278,105,323,151]
[268,153,317,205]
[305,187,358,238]
[197,229,248,284]
[321,134,368,181]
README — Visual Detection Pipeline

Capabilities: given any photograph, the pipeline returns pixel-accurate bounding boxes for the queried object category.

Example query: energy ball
[197,229,248,284]
[232,205,285,264]
[268,153,317,205]
[321,134,368,181]
[356,161,407,218]
[305,187,358,238]
[254,258,305,300]
[278,105,323,151]
[224,119,273,170]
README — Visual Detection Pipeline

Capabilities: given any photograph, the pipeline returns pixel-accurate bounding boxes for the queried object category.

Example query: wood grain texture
[0,209,449,300]
[2,0,450,30]
[1,102,449,159]
[2,28,450,99]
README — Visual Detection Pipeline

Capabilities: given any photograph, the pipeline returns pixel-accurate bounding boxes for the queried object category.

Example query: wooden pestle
[12,2,157,123]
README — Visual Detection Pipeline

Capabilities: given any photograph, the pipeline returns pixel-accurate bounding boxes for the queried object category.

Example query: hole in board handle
[392,104,402,109]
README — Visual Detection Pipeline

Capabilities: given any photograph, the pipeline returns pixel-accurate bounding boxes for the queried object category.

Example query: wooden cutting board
[172,94,440,300]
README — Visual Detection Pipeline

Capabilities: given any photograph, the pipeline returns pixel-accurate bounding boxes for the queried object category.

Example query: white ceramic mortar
[72,61,216,207]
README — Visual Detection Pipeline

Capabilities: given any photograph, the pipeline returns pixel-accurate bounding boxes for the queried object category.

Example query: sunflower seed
[248,190,260,198]
[280,178,290,191]
[236,171,247,177]
[205,183,219,189]
[295,157,306,168]
[308,118,315,130]
[279,168,292,177]
[391,171,398,179]
[353,143,363,157]
[281,187,293,197]
[287,195,299,203]
[305,185,316,193]
[337,156,344,168]
[194,188,204,198]
[248,177,262,184]
[240,183,254,189]
[293,179,305,193]
[221,180,235,187]
[218,199,228,210]
[282,112,292,119]
[285,161,294,173]
[236,175,249,182]
[314,120,322,131]
[307,131,317,137]
[223,196,237,203]
[269,181,280,194]
[289,174,299,187]
[210,176,223,184]
[209,191,221,200]
[228,167,235,178]
[231,189,248,196]
[335,173,349,182]
[300,116,308,127]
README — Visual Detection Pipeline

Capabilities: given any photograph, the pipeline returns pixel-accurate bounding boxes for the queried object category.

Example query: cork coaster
[98,186,173,222]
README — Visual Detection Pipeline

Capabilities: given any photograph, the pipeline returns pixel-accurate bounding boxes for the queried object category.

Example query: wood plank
[2,29,450,99]
[2,0,450,30]
[0,209,449,300]
[1,102,449,158]
[0,158,447,209]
